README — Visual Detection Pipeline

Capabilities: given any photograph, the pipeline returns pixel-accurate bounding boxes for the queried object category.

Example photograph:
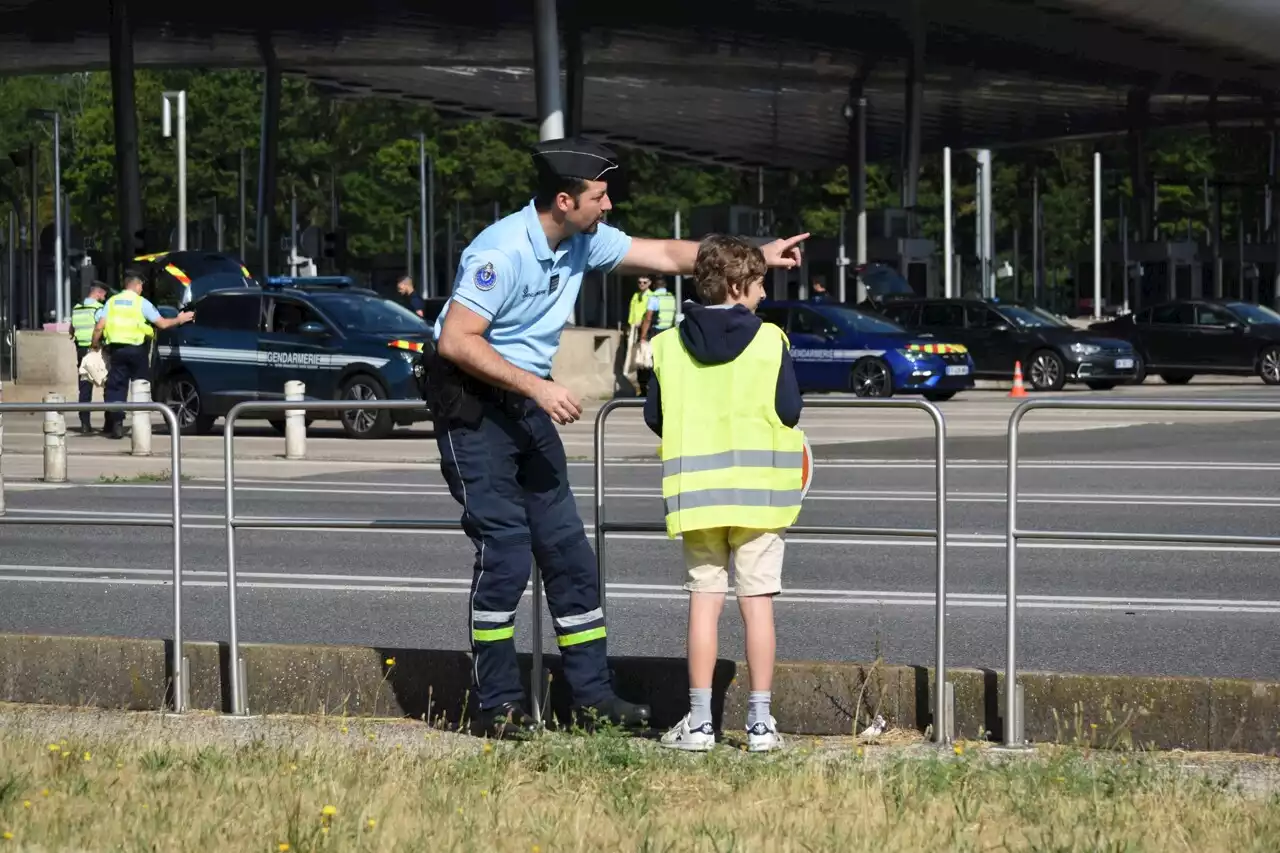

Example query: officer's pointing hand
[760,233,810,269]
[533,380,583,425]
[178,311,195,324]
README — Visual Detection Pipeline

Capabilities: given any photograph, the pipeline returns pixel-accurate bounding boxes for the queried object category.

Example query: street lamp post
[162,91,187,251]
[27,109,63,323]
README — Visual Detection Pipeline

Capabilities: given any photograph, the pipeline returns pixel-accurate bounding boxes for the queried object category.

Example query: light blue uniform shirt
[433,200,632,377]
[94,295,162,324]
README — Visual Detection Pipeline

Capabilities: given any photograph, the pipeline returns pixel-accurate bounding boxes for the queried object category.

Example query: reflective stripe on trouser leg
[436,413,534,711]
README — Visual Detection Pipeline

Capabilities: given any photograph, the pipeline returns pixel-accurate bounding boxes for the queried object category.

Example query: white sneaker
[747,716,783,752]
[660,713,716,751]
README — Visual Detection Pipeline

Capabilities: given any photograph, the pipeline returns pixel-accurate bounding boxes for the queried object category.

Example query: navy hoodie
[643,302,803,437]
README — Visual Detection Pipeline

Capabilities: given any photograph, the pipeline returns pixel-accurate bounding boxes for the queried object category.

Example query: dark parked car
[1088,299,1280,385]
[153,277,432,438]
[878,297,1140,391]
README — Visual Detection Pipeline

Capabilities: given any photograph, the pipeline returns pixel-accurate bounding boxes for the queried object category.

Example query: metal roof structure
[2,0,1280,169]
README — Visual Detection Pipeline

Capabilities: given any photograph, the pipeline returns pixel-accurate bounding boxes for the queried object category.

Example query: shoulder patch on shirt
[474,262,497,292]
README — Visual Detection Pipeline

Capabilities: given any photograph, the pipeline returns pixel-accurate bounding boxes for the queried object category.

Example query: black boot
[572,695,652,730]
[470,701,540,740]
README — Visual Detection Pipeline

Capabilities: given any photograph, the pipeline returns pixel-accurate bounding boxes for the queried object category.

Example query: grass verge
[0,716,1277,851]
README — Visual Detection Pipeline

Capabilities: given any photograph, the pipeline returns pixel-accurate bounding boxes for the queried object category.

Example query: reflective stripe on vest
[71,299,102,347]
[654,291,677,330]
[650,322,804,537]
[103,292,147,346]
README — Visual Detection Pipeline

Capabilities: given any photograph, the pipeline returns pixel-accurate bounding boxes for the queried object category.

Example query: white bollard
[130,379,152,457]
[284,380,306,460]
[42,392,67,483]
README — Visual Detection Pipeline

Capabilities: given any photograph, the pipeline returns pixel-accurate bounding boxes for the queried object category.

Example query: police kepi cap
[532,137,620,182]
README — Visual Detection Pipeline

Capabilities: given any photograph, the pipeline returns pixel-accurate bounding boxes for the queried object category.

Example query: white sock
[748,691,771,728]
[689,688,712,728]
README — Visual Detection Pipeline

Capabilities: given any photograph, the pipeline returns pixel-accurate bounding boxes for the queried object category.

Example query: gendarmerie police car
[153,276,431,438]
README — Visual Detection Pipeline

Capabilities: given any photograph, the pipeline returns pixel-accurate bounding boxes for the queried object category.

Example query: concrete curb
[0,633,1276,753]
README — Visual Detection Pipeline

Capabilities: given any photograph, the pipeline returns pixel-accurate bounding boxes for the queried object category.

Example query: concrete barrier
[0,632,1275,753]
[551,327,625,400]
[14,331,78,388]
[41,393,66,483]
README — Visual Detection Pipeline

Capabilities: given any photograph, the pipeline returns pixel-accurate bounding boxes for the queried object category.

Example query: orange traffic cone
[1009,361,1028,398]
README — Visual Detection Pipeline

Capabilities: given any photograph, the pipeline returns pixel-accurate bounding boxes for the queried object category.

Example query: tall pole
[52,112,63,324]
[162,90,187,251]
[238,147,246,257]
[289,187,298,277]
[1121,194,1130,313]
[673,209,683,309]
[419,133,429,297]
[943,147,953,297]
[1093,151,1102,320]
[1032,175,1041,304]
[28,143,37,328]
[405,216,412,282]
[533,0,565,141]
[837,207,848,303]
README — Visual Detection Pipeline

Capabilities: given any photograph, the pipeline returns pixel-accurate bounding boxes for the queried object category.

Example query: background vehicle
[756,300,975,401]
[878,297,1139,391]
[133,250,255,307]
[1088,300,1280,385]
[153,278,432,438]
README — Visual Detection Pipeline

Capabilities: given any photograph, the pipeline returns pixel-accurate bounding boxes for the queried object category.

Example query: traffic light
[321,229,347,269]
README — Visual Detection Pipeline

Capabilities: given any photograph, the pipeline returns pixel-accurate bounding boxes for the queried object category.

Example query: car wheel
[160,372,215,436]
[1085,381,1117,391]
[1131,355,1148,384]
[922,391,956,402]
[338,374,394,439]
[1159,372,1193,385]
[1258,347,1280,385]
[1027,349,1066,391]
[849,357,894,398]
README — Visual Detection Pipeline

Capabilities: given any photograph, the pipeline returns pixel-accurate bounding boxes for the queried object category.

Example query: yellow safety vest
[102,292,148,346]
[652,290,677,331]
[628,291,649,327]
[651,322,805,537]
[71,299,102,347]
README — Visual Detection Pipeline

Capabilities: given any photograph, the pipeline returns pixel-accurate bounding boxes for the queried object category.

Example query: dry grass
[0,712,1278,852]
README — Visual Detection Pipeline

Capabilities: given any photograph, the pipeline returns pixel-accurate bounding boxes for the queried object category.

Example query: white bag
[79,349,108,387]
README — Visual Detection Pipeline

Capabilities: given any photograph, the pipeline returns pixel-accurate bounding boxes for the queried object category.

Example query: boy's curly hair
[693,235,766,304]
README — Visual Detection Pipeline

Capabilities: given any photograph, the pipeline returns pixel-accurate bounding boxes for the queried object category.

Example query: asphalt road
[1,385,1279,687]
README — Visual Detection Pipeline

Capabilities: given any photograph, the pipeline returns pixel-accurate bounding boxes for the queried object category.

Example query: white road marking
[0,563,1273,613]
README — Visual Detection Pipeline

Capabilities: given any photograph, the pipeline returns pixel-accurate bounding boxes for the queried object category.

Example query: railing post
[160,402,188,714]
[224,404,247,716]
[42,392,66,483]
[928,399,950,744]
[1002,400,1032,749]
[130,379,152,457]
[284,380,305,460]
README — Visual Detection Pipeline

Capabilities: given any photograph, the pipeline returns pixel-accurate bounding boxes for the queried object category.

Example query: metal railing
[0,401,188,711]
[594,397,955,743]
[1003,398,1280,747]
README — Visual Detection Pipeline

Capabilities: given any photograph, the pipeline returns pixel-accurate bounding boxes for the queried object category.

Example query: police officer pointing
[431,137,807,737]
[91,268,193,439]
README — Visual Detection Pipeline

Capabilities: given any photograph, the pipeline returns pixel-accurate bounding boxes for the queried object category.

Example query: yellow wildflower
[40,790,48,797]
[82,752,92,762]
[46,744,58,752]
[21,802,29,810]
[278,845,290,852]
[321,805,337,817]
[480,790,489,798]
[2,831,12,841]
[482,744,492,754]
[953,744,964,756]
[385,657,396,667]
[340,726,348,734]
[367,819,377,829]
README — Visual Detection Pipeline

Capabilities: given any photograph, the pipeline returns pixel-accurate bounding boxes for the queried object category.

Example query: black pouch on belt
[425,353,485,429]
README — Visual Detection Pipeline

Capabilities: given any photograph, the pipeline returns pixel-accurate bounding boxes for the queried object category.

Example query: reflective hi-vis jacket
[102,292,148,346]
[71,299,102,347]
[652,289,677,331]
[651,322,805,537]
[628,291,649,327]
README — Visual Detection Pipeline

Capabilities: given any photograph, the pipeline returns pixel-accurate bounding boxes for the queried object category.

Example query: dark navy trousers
[437,397,611,711]
[104,344,149,431]
[75,346,94,429]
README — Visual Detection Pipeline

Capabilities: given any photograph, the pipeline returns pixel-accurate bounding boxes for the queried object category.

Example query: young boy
[644,234,804,752]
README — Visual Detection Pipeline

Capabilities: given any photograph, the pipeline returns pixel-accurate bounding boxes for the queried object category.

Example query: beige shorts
[681,527,786,597]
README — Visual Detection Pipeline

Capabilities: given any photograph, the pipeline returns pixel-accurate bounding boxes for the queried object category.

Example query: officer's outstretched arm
[437,301,583,425]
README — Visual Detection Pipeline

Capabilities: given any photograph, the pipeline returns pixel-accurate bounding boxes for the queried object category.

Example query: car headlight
[396,350,417,363]
[1068,342,1101,356]
[897,348,928,360]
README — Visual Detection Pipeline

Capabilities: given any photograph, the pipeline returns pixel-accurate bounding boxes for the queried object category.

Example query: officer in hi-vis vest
[69,281,107,433]
[636,276,677,395]
[91,267,193,439]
